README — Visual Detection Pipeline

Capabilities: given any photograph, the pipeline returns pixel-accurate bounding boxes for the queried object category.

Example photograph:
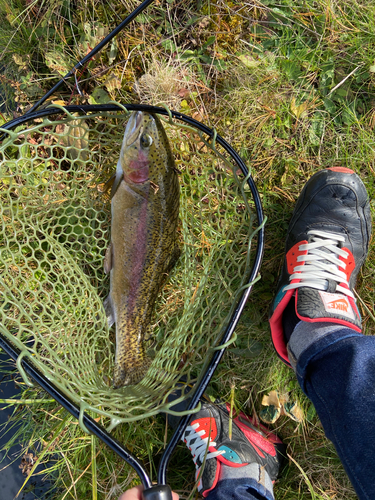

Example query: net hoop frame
[0,102,265,489]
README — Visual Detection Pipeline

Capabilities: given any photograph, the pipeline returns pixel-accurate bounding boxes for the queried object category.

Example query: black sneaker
[167,385,286,497]
[269,167,372,366]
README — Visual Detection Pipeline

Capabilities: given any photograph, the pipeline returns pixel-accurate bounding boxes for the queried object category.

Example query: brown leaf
[178,88,190,98]
[59,120,90,161]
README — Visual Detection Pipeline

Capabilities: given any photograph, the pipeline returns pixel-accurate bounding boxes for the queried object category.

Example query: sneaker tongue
[295,288,361,330]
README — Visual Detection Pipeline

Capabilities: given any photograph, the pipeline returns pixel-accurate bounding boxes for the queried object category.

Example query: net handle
[0,334,153,490]
[142,485,173,500]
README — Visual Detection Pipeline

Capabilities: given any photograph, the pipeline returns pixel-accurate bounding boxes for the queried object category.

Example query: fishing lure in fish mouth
[104,111,180,388]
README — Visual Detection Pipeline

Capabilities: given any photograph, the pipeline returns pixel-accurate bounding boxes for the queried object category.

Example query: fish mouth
[124,111,144,147]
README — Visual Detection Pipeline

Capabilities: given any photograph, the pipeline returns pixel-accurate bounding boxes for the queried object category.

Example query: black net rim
[0,100,266,487]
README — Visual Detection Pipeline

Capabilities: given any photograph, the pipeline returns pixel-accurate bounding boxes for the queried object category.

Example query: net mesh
[0,104,259,427]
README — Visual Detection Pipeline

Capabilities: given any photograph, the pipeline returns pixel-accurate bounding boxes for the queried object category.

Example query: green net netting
[0,104,260,428]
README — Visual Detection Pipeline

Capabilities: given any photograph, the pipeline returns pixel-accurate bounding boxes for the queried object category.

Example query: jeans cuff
[207,477,274,500]
[293,328,362,393]
[219,463,273,492]
[287,322,346,370]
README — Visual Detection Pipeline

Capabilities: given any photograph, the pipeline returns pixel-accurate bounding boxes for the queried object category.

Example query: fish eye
[140,133,153,148]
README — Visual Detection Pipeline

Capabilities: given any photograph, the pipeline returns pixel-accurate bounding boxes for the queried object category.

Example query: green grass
[1,0,375,499]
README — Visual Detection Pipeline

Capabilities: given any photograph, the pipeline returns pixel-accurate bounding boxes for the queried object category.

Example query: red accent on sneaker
[191,417,218,440]
[269,288,295,364]
[199,460,221,498]
[223,404,280,458]
[268,241,309,365]
[235,420,276,458]
[236,411,284,446]
[327,167,354,173]
[295,314,362,332]
[286,241,308,275]
[339,247,356,282]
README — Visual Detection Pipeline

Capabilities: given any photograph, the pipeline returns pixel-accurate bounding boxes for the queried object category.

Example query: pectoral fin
[104,243,112,274]
[111,168,123,199]
[110,160,124,199]
[103,161,123,199]
[103,173,116,194]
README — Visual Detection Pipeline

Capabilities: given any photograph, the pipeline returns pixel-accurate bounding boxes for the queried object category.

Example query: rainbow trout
[104,111,180,388]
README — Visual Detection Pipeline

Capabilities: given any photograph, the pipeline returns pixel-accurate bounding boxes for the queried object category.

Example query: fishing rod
[25,0,156,116]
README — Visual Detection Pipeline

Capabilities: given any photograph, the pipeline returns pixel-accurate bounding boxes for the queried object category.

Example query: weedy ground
[1,0,375,499]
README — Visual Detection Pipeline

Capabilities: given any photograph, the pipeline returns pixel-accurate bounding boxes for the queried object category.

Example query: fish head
[118,111,161,184]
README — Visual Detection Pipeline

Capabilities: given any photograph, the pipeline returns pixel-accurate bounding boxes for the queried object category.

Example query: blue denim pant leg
[295,328,375,500]
[206,478,274,500]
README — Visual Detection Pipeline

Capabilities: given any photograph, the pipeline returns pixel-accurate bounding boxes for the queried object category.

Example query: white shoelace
[183,422,225,467]
[282,229,354,298]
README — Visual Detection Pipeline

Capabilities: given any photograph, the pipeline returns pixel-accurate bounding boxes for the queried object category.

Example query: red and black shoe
[269,167,372,366]
[168,386,286,497]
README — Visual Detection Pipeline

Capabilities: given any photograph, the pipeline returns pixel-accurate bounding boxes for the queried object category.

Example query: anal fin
[104,294,115,328]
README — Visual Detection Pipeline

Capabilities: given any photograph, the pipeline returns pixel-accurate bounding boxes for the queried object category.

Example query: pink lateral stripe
[127,186,149,317]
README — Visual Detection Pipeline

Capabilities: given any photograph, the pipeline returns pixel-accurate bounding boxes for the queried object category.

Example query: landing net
[0,103,260,427]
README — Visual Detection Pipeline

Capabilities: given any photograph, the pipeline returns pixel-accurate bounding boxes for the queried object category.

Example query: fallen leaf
[238,54,261,69]
[59,120,90,161]
[52,100,66,106]
[260,390,281,423]
[260,404,281,424]
[283,401,304,422]
[89,88,111,105]
[290,97,310,119]
[104,74,122,92]
[261,390,281,408]
[260,390,304,423]
[178,88,190,98]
